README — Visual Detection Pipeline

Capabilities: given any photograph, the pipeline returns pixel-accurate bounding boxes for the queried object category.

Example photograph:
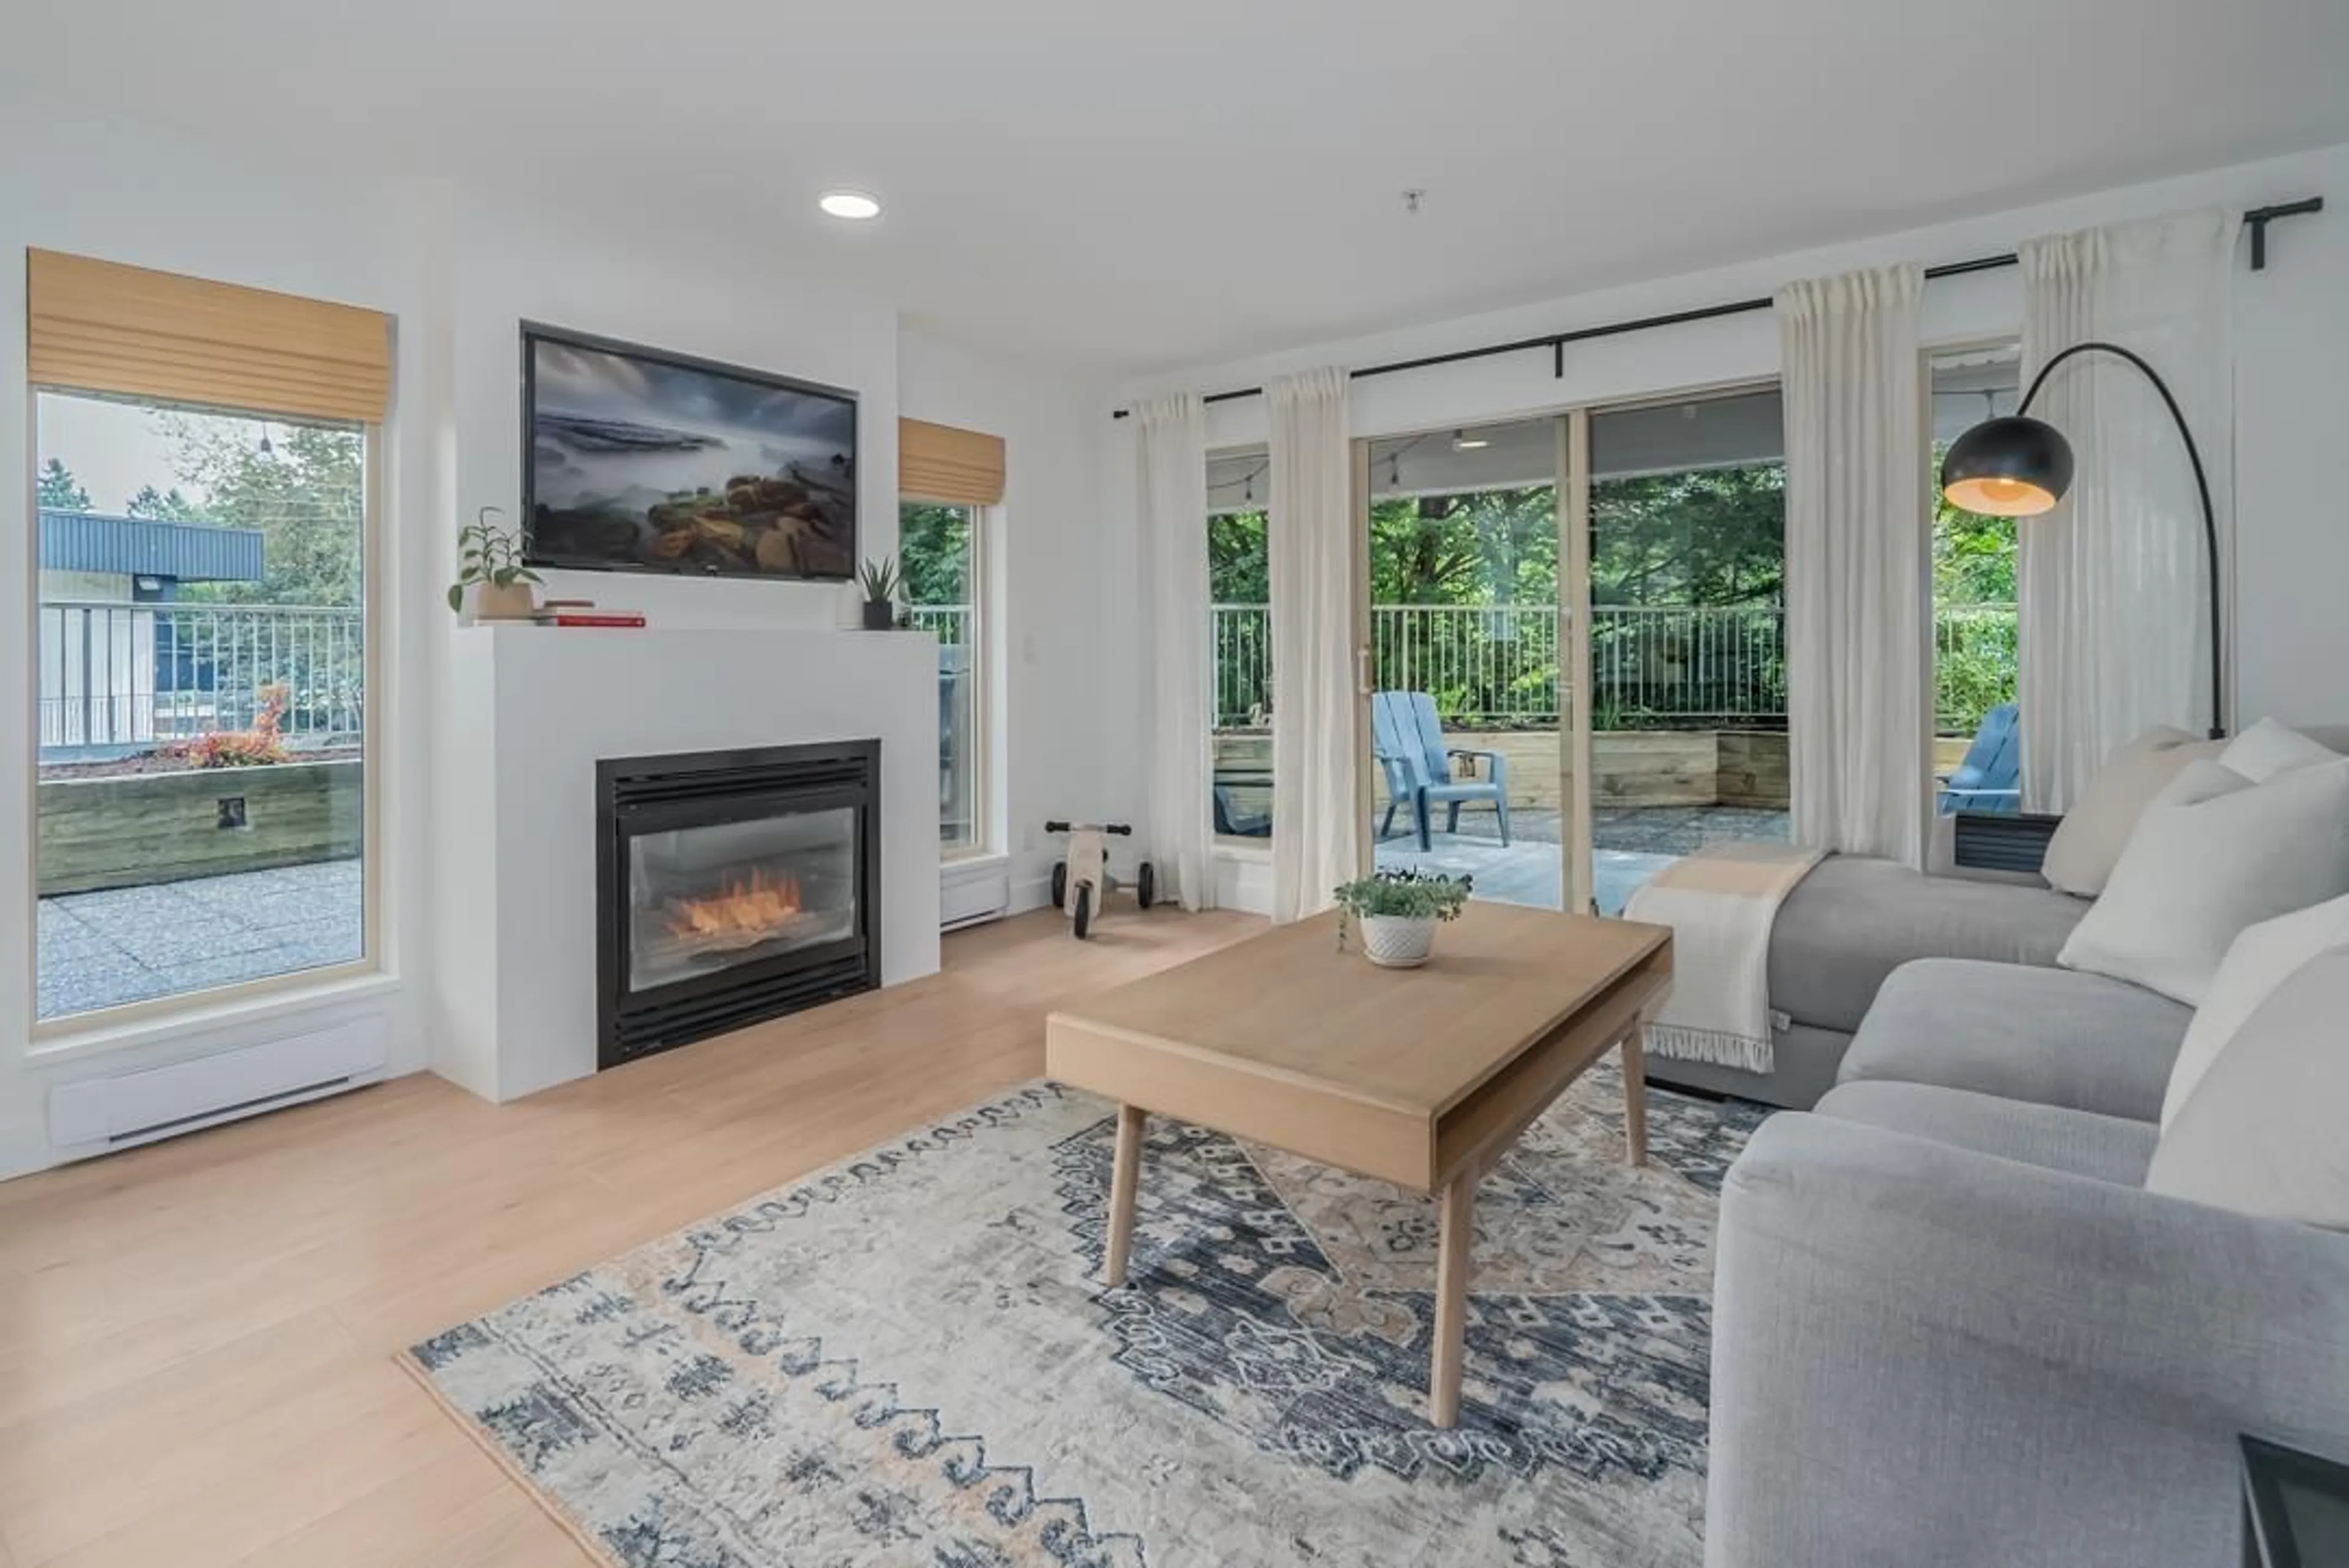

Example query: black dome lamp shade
[1939,414,2074,517]
[1937,338,2225,739]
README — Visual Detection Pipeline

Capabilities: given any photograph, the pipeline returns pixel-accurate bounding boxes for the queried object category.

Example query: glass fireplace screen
[626,805,858,994]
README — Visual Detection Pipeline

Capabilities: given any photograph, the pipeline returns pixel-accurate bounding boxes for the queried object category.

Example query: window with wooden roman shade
[26,249,392,425]
[899,417,1005,506]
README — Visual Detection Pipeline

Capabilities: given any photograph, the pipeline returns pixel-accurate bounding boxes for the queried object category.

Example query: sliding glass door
[1344,383,1789,919]
[1584,387,1791,912]
[1359,416,1580,912]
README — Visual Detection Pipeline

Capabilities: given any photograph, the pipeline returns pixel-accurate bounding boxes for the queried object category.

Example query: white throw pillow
[2217,717,2343,783]
[2146,948,2349,1230]
[2041,727,2224,897]
[2161,893,2349,1128]
[2057,757,2349,1005]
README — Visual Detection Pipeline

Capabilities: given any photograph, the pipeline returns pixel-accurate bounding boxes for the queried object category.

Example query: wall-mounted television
[521,325,858,582]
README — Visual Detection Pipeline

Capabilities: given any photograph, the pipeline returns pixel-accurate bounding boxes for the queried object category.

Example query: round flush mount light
[818,190,882,221]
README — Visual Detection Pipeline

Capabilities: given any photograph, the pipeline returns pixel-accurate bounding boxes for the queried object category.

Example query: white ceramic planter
[1357,912,1439,968]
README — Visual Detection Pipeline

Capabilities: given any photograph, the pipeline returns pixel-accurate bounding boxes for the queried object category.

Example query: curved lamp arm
[2017,339,2224,739]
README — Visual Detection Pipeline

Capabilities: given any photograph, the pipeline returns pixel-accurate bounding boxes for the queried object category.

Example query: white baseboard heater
[48,1016,390,1162]
[941,860,1012,931]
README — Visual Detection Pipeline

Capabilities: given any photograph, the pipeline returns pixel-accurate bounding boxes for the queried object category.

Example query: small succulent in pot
[448,506,542,619]
[858,555,902,630]
[1332,868,1473,967]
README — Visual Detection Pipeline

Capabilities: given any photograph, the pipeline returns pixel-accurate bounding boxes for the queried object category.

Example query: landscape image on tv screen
[524,329,858,580]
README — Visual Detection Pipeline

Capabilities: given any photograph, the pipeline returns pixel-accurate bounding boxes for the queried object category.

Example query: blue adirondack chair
[1372,691,1511,851]
[1937,702,2023,814]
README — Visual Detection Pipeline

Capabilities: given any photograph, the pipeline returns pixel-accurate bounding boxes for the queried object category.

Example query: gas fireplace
[596,741,880,1069]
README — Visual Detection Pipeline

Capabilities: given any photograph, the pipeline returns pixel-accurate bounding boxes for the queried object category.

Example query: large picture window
[1929,343,2024,814]
[34,393,370,1021]
[901,501,985,852]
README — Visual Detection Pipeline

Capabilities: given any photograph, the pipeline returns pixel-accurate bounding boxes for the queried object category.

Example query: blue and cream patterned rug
[406,1069,1767,1567]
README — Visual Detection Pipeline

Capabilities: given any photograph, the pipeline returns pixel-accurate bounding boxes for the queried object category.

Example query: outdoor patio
[37,859,362,1019]
[1375,804,1791,915]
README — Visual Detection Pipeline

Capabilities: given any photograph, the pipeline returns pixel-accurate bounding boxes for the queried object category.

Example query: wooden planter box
[37,758,362,896]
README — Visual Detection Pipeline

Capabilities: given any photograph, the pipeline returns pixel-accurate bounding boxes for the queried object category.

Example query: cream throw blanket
[1622,841,1826,1074]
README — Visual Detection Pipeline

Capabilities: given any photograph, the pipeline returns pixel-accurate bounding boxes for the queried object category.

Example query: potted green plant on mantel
[1333,868,1473,968]
[447,506,543,621]
[858,555,901,630]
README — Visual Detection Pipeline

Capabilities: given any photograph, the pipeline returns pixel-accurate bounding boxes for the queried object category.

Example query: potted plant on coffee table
[1333,868,1473,968]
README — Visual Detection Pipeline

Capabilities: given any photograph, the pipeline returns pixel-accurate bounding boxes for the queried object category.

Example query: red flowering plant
[169,684,291,769]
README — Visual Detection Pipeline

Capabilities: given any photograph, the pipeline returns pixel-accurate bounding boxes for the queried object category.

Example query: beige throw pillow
[2218,717,2344,783]
[2147,949,2349,1230]
[2161,893,2349,1128]
[2041,727,2224,897]
[2057,757,2349,1005]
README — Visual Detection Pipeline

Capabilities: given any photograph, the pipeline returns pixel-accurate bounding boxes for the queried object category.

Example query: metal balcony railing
[38,600,363,751]
[1212,601,2018,733]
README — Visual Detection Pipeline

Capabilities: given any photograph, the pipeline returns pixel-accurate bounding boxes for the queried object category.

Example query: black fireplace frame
[596,739,881,1070]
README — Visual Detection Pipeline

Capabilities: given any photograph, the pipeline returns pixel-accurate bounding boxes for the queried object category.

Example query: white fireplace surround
[431,626,941,1101]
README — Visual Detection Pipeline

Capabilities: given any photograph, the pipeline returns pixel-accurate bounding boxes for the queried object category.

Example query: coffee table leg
[1429,1174,1476,1429]
[1622,1023,1649,1168]
[1103,1104,1147,1287]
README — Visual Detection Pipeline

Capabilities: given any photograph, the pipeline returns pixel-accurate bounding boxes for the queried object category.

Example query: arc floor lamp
[1938,340,2225,740]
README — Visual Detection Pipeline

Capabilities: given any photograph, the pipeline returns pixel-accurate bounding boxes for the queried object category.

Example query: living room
[2,5,2347,1565]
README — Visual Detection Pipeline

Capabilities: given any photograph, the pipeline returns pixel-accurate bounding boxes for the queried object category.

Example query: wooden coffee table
[1045,901,1672,1428]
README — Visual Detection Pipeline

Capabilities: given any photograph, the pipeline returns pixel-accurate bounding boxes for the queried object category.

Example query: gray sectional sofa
[1647,852,2093,1108]
[1705,953,2349,1566]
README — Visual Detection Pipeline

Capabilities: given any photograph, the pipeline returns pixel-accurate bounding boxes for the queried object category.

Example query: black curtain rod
[1111,196,2322,420]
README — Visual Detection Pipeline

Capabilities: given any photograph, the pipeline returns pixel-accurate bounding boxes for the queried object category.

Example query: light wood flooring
[0,906,1262,1568]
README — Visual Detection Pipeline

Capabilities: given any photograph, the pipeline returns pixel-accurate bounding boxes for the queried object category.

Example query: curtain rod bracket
[2246,197,2323,271]
[1552,339,1565,379]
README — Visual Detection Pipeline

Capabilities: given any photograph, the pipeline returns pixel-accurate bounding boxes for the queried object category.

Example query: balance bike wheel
[1051,860,1067,909]
[1071,883,1094,940]
[1137,861,1156,910]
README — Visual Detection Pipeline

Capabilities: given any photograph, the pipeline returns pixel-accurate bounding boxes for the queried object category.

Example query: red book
[548,612,647,628]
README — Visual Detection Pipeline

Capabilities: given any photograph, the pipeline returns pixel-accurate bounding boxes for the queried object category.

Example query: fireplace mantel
[432,626,941,1101]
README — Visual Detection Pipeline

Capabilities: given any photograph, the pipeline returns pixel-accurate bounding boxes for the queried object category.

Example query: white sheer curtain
[2019,209,2240,812]
[1134,392,1215,910]
[1777,264,1928,867]
[1266,368,1359,922]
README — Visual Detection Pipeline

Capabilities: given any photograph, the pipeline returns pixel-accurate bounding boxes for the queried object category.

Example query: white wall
[897,331,1125,909]
[0,104,436,1178]
[0,105,1100,1175]
[1113,144,2349,771]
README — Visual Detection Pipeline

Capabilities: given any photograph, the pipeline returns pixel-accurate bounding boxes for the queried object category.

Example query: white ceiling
[7,0,2347,375]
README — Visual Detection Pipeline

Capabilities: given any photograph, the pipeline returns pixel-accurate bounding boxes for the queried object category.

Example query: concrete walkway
[39,859,363,1020]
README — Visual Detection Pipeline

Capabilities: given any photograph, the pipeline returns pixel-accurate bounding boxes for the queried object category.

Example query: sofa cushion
[1768,856,2089,1036]
[2162,892,2349,1128]
[1816,1080,2158,1185]
[2040,727,2222,897]
[2057,756,2349,1005]
[2148,949,2349,1230]
[1837,958,2191,1122]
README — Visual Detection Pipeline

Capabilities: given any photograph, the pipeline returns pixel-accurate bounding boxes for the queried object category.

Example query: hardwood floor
[0,907,1261,1567]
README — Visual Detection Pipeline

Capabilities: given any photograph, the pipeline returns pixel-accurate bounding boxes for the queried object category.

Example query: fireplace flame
[664,865,804,948]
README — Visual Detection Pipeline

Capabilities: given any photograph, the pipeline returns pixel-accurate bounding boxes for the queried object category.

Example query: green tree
[37,457,92,512]
[898,503,972,605]
[156,414,363,606]
[125,484,209,522]
[1209,509,1269,602]
[1590,464,1786,607]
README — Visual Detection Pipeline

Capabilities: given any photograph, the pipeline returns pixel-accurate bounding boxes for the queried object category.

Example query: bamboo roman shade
[899,417,1005,506]
[26,249,392,425]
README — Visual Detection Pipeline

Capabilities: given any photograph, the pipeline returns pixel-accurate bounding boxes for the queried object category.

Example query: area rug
[406,1069,1767,1567]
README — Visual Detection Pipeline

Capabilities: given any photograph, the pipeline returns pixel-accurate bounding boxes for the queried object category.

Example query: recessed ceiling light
[818,190,882,221]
